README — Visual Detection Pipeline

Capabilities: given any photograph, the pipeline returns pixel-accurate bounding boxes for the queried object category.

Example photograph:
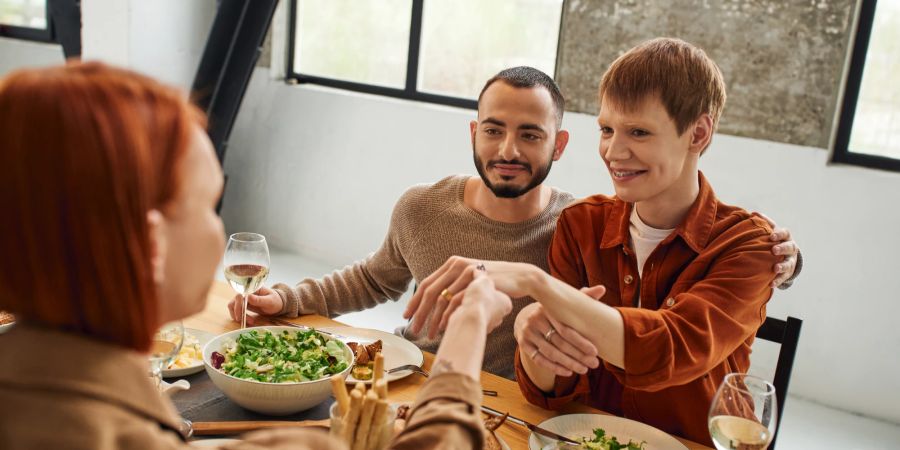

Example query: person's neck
[634,169,700,230]
[464,176,552,223]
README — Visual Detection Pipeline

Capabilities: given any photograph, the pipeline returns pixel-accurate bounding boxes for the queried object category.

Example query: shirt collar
[600,171,717,254]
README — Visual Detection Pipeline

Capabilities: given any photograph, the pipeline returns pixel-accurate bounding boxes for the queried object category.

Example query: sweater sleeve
[271,191,416,319]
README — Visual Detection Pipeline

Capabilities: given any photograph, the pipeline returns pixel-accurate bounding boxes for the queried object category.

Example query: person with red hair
[0,62,511,449]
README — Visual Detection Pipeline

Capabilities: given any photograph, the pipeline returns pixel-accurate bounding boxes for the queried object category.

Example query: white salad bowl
[203,326,353,415]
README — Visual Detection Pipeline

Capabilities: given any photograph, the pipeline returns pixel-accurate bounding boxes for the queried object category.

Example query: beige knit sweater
[273,175,574,378]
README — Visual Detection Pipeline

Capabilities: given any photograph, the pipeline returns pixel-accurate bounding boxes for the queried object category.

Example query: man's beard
[473,146,554,199]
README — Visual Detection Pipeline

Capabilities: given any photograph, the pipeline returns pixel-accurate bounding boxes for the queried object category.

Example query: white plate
[319,327,424,384]
[528,414,689,450]
[0,321,14,334]
[163,328,215,378]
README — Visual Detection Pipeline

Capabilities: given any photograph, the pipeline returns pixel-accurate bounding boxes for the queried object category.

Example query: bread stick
[373,352,384,384]
[352,391,378,450]
[341,389,364,444]
[365,399,389,450]
[331,374,350,416]
[374,379,388,400]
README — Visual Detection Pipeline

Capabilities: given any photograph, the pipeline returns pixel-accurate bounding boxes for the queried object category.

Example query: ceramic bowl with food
[203,326,353,415]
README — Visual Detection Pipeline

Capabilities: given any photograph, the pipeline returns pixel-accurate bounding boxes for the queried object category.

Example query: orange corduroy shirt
[515,172,778,446]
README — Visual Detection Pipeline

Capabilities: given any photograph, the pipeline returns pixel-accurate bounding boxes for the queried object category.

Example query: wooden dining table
[186,281,712,450]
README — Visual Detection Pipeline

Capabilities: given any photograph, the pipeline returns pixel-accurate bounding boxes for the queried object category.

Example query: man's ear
[689,114,714,155]
[552,129,570,161]
[469,120,478,147]
[146,209,167,284]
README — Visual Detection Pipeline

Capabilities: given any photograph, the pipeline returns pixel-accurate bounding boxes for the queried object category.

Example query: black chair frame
[755,315,803,449]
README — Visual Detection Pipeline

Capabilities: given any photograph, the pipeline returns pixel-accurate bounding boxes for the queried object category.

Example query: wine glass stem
[150,362,162,390]
[241,293,248,329]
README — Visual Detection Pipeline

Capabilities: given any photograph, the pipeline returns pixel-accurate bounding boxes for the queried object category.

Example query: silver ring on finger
[530,348,540,360]
[544,326,557,341]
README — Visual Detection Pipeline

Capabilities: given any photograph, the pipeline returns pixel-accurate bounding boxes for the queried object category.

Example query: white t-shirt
[629,207,675,279]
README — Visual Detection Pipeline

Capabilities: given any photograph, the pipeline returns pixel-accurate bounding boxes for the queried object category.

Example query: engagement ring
[544,327,557,341]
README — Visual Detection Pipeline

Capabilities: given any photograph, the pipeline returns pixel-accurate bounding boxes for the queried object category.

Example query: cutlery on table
[480,404,579,445]
[191,419,330,436]
[388,364,498,397]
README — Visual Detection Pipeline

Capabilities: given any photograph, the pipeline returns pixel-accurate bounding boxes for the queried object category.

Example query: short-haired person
[0,62,511,450]
[406,38,786,445]
[229,67,802,379]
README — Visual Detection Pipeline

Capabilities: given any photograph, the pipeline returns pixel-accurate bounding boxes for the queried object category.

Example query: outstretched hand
[458,272,512,333]
[403,256,537,338]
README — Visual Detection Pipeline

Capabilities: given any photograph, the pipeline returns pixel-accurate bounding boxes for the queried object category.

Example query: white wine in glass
[708,373,777,450]
[149,321,184,389]
[224,232,270,329]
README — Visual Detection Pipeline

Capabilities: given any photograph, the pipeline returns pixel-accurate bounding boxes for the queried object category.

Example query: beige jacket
[0,325,484,450]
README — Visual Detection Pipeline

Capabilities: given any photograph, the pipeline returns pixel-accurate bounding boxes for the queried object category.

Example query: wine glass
[708,373,778,450]
[224,232,270,329]
[149,321,184,389]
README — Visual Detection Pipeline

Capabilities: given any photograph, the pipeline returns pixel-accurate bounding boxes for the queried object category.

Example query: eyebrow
[481,117,547,134]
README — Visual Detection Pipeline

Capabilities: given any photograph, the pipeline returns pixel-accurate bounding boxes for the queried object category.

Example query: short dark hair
[477,66,565,127]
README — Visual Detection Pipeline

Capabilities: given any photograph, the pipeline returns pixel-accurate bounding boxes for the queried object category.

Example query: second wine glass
[149,321,184,389]
[224,232,270,329]
[708,373,778,450]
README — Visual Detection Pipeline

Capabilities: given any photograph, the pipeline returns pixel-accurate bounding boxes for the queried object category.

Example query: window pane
[848,0,900,160]
[293,0,412,89]
[0,0,46,29]
[418,0,562,99]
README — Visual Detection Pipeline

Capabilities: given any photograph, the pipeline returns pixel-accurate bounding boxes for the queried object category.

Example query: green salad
[574,428,646,450]
[213,328,349,383]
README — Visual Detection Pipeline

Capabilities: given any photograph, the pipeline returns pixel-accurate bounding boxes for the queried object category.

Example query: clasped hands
[403,256,601,377]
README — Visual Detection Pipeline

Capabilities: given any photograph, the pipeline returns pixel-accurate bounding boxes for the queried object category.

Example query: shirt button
[665,297,675,307]
[624,275,634,284]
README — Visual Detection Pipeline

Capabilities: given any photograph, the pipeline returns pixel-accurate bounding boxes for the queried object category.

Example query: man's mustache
[487,159,532,174]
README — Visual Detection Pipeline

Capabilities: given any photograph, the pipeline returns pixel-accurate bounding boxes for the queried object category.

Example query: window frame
[832,0,900,172]
[0,2,54,43]
[285,0,562,110]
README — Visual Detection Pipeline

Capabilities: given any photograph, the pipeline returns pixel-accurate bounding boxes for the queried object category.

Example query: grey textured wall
[557,0,857,148]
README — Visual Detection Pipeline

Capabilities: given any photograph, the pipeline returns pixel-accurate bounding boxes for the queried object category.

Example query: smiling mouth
[489,161,531,177]
[611,169,647,180]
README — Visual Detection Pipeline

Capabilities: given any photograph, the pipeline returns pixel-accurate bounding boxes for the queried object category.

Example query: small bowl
[203,326,352,415]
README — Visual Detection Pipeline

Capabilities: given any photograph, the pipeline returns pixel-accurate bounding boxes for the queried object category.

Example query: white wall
[81,0,215,90]
[222,67,900,425]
